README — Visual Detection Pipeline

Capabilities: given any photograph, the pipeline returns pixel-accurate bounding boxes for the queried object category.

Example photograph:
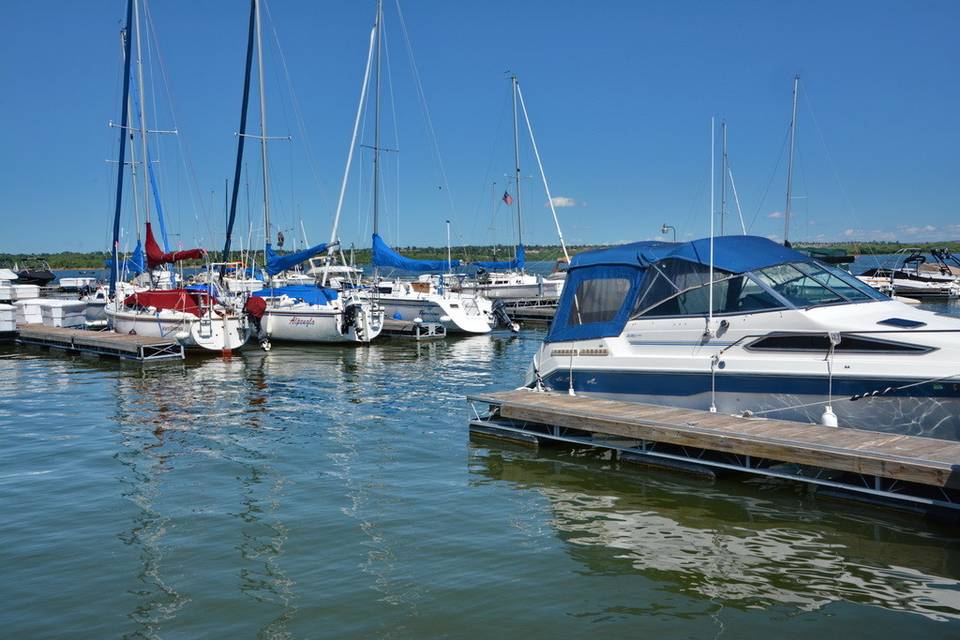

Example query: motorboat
[456,266,565,301]
[10,258,55,287]
[857,249,960,300]
[528,236,960,442]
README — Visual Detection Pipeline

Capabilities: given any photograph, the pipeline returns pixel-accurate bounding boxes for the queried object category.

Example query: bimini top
[546,235,883,343]
[571,236,808,271]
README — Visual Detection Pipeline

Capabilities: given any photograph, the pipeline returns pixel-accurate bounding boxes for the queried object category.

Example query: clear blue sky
[2,0,958,253]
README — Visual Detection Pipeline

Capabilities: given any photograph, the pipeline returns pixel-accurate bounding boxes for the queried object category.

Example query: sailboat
[456,75,567,302]
[334,0,493,335]
[226,0,383,345]
[103,0,250,352]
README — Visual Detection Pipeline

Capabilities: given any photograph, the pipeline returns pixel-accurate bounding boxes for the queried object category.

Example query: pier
[468,388,960,515]
[15,324,184,362]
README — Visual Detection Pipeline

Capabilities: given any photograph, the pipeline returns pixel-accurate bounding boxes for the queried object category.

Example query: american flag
[502,191,513,206]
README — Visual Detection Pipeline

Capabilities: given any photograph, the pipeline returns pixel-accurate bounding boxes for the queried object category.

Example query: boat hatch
[878,317,927,329]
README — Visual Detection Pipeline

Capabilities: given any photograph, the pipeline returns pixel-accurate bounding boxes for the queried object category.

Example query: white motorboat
[857,249,960,300]
[456,268,564,301]
[528,236,960,442]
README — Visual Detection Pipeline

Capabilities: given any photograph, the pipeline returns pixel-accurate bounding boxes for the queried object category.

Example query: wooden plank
[484,390,960,489]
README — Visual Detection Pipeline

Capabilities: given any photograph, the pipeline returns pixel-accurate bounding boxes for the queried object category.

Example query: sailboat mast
[720,120,727,236]
[784,74,799,246]
[132,0,151,224]
[254,0,271,253]
[511,75,523,262]
[373,0,383,281]
[109,0,135,297]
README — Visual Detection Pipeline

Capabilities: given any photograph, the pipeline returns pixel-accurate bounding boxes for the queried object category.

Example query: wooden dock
[16,324,183,361]
[467,388,960,514]
[502,299,556,326]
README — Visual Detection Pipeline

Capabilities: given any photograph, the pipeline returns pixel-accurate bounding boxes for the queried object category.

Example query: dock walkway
[16,324,183,361]
[467,388,960,513]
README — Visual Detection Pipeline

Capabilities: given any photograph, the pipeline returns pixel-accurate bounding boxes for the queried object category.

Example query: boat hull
[263,304,383,343]
[106,308,249,352]
[538,368,960,442]
[378,295,492,334]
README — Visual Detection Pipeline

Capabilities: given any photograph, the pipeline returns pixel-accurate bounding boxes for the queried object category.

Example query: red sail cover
[145,222,206,268]
[123,289,213,318]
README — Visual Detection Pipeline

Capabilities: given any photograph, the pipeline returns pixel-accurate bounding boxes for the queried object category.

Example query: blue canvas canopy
[105,239,145,276]
[547,236,812,343]
[265,241,332,276]
[372,233,459,272]
[253,285,339,306]
[474,245,524,270]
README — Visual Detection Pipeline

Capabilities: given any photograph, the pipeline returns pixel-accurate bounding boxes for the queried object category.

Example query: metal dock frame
[468,389,960,516]
[15,325,184,362]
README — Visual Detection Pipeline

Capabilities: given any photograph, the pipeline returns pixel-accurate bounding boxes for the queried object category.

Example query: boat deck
[467,388,960,514]
[16,324,184,361]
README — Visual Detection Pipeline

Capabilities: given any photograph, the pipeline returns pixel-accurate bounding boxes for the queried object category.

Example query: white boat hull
[378,294,493,334]
[263,303,383,343]
[106,307,249,352]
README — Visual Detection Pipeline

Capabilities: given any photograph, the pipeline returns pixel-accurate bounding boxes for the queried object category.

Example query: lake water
[2,309,960,637]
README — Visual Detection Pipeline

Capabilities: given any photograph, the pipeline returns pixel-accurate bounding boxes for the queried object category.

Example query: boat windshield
[632,260,885,319]
[752,262,885,307]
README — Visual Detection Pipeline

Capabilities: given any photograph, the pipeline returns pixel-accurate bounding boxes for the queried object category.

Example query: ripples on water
[1,327,959,638]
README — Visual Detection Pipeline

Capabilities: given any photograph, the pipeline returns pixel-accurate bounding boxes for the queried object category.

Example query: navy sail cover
[265,241,332,276]
[473,245,524,270]
[546,236,811,343]
[372,233,460,272]
[105,239,146,276]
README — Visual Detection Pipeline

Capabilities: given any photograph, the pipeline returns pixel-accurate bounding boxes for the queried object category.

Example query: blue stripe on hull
[540,369,960,442]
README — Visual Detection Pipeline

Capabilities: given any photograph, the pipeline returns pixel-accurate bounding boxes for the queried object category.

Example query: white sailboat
[319,0,493,335]
[103,0,250,352]
[237,0,383,346]
[455,74,569,302]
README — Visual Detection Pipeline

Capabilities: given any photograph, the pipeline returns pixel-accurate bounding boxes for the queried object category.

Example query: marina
[3,0,960,636]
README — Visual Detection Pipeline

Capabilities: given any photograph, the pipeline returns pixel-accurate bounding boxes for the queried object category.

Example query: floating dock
[468,388,960,515]
[15,324,184,361]
[381,319,447,341]
[502,299,556,326]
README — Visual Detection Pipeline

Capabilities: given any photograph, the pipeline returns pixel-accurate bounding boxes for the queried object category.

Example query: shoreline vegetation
[4,240,960,270]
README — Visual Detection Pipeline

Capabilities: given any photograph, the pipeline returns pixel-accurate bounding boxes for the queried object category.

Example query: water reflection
[112,355,297,638]
[470,444,960,622]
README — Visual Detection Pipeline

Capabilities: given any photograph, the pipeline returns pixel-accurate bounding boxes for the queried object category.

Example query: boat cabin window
[567,277,632,325]
[747,334,931,354]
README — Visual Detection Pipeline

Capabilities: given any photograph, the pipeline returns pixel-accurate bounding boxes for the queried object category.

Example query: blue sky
[2,0,958,253]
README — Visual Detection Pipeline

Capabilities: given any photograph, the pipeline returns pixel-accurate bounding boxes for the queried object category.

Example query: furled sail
[473,245,524,270]
[264,241,332,276]
[145,222,205,268]
[372,233,459,272]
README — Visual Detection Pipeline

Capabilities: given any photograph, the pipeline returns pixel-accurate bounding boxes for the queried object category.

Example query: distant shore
[4,240,960,270]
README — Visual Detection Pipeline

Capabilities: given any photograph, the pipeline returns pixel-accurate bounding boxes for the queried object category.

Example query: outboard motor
[243,296,270,351]
[492,299,520,333]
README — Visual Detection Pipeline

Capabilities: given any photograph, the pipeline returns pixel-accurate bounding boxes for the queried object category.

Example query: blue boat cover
[265,241,331,276]
[252,285,339,306]
[372,233,460,272]
[105,239,146,276]
[474,245,525,270]
[546,236,811,343]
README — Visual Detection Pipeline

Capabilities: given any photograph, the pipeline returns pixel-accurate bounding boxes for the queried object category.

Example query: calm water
[3,324,960,637]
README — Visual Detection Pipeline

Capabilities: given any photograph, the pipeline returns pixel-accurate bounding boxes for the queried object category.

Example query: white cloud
[843,228,856,237]
[767,211,784,219]
[547,196,577,208]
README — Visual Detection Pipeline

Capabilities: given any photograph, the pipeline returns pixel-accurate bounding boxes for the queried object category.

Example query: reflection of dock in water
[470,446,960,621]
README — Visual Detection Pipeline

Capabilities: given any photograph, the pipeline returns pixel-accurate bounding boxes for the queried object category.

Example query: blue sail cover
[265,241,331,276]
[546,236,811,343]
[252,285,338,305]
[372,233,460,272]
[474,245,524,270]
[105,239,146,276]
